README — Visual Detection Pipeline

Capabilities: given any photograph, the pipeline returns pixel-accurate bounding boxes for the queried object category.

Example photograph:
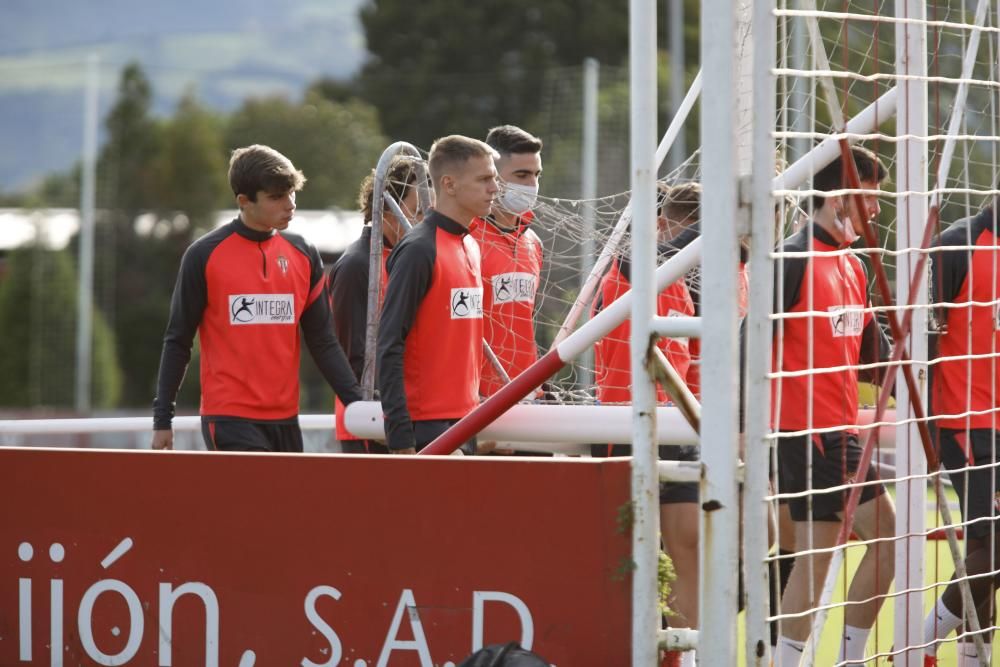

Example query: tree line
[0,0,703,412]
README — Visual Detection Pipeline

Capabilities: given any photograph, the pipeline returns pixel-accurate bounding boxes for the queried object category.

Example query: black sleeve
[377,238,434,450]
[931,217,974,329]
[858,316,892,386]
[775,255,807,320]
[152,244,209,429]
[300,248,363,405]
[329,252,369,381]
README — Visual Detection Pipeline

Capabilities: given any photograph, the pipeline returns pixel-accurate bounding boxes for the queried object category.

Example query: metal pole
[361,141,424,400]
[894,0,929,663]
[744,0,776,662]
[629,0,660,664]
[789,14,809,163]
[699,0,741,664]
[579,57,600,392]
[551,71,702,350]
[668,0,686,170]
[75,54,98,415]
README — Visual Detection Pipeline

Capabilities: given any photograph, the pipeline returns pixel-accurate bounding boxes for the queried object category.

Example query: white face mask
[498,182,539,215]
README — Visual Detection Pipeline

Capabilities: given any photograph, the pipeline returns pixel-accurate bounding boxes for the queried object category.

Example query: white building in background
[0,208,364,255]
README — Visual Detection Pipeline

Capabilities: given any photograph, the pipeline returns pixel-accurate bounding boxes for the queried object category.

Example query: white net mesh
[760,1,1000,664]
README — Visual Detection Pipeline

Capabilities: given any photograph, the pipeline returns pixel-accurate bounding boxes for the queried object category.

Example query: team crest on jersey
[828,305,864,337]
[491,272,537,304]
[450,287,484,319]
[276,255,289,275]
[229,294,295,325]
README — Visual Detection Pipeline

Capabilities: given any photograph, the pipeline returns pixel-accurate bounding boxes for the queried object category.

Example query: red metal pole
[832,139,940,549]
[420,350,565,455]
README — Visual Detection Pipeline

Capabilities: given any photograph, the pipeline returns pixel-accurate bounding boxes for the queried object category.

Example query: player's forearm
[376,337,416,450]
[152,340,191,429]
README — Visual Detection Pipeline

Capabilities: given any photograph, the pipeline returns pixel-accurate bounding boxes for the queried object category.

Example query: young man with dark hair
[471,125,544,398]
[152,144,361,452]
[921,191,1000,666]
[772,146,895,666]
[467,125,545,456]
[377,135,500,454]
[330,156,421,454]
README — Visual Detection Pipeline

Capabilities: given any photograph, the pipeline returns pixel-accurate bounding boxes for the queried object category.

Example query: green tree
[354,0,704,149]
[89,63,185,408]
[98,62,163,214]
[225,92,386,209]
[0,246,122,409]
[154,89,229,229]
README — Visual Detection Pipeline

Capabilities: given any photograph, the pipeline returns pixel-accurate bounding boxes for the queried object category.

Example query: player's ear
[441,174,456,196]
[236,193,249,210]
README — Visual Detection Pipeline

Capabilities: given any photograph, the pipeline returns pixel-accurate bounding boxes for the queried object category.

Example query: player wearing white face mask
[468,125,545,456]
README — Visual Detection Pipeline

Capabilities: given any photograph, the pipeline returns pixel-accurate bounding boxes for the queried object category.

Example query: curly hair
[357,156,421,224]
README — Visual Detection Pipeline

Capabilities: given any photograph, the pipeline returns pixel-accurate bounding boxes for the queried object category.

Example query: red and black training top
[153,218,361,429]
[377,210,484,450]
[468,214,543,396]
[771,223,889,432]
[592,249,694,404]
[931,206,1000,429]
[665,223,749,397]
[329,225,391,441]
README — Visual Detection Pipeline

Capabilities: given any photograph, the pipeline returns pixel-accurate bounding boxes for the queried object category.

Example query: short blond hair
[427,135,499,190]
[660,182,701,226]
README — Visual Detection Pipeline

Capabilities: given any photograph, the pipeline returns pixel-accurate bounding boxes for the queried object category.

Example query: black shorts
[939,428,1000,540]
[413,419,477,454]
[589,444,699,504]
[201,418,303,453]
[777,431,885,522]
[340,439,390,454]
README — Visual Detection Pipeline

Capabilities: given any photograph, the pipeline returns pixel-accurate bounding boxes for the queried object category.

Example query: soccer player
[772,146,895,666]
[921,191,1000,666]
[330,156,421,454]
[468,125,544,455]
[377,135,499,454]
[151,144,362,452]
[591,182,697,664]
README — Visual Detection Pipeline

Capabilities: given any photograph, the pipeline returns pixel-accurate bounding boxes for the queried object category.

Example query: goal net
[758,1,1000,665]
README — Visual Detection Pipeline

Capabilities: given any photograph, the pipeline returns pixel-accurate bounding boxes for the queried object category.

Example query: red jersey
[771,224,880,432]
[468,215,543,395]
[153,218,360,428]
[932,208,1000,429]
[593,256,694,404]
[688,261,749,397]
[377,211,484,450]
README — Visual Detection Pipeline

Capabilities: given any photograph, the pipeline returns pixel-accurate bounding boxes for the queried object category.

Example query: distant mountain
[0,0,368,191]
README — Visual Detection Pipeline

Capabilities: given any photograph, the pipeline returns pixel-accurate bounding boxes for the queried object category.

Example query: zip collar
[426,210,469,236]
[232,216,277,243]
[807,221,844,249]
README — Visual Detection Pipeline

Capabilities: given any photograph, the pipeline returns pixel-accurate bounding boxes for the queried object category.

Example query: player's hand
[390,447,417,455]
[151,429,174,450]
[477,440,497,454]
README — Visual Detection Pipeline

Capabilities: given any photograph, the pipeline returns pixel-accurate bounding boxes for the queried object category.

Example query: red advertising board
[0,448,631,666]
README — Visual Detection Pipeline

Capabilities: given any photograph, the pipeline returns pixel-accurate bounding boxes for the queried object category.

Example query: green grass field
[736,487,999,666]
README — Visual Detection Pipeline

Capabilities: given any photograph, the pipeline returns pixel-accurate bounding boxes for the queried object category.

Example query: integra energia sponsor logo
[450,287,484,319]
[229,294,295,325]
[491,272,537,304]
